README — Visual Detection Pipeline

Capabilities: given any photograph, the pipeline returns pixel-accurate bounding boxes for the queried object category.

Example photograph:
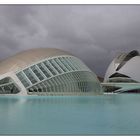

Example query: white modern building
[0,48,102,95]
[103,50,140,93]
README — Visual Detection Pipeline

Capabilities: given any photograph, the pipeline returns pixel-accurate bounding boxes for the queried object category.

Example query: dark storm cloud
[0,5,140,76]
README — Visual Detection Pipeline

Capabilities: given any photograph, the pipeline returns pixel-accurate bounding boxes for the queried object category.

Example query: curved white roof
[0,48,71,75]
[119,56,140,82]
[104,50,140,82]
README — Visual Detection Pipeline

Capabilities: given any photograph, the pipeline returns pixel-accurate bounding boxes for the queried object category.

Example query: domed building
[0,48,102,95]
[103,50,140,93]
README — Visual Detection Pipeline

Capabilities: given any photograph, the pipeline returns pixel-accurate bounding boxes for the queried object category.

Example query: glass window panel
[71,57,82,69]
[23,69,38,84]
[65,57,77,70]
[54,58,67,72]
[16,72,30,87]
[36,84,42,92]
[37,63,51,78]
[43,61,57,75]
[47,86,51,92]
[31,65,44,81]
[0,77,10,84]
[49,60,62,73]
[48,59,62,74]
[65,57,75,71]
[39,83,47,92]
[58,57,72,71]
[26,70,99,94]
[8,83,20,94]
[3,85,10,91]
[47,80,54,92]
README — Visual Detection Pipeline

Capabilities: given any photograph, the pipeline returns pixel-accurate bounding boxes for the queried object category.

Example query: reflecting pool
[0,94,140,135]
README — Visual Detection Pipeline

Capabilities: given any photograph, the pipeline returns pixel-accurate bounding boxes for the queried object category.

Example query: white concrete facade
[104,50,140,93]
[0,48,102,95]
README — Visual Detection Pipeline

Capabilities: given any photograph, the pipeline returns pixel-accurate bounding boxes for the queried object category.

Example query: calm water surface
[0,93,140,135]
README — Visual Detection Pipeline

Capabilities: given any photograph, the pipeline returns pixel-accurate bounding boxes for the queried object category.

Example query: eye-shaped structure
[104,50,140,83]
[104,50,140,93]
[0,48,102,95]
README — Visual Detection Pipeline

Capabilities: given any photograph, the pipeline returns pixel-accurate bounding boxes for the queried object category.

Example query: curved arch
[116,50,139,71]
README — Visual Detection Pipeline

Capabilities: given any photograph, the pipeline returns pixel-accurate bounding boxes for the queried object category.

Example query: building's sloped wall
[15,55,102,95]
[27,71,102,95]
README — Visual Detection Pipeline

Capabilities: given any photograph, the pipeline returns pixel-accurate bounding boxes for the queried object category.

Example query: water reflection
[1,94,140,135]
[0,95,103,105]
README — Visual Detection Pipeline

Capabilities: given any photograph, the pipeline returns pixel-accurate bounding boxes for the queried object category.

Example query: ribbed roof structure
[0,48,71,74]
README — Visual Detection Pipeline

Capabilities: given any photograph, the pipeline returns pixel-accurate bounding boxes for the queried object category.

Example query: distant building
[0,48,102,95]
[103,50,140,93]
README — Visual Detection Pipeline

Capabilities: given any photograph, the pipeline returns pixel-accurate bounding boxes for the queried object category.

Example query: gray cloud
[0,5,140,77]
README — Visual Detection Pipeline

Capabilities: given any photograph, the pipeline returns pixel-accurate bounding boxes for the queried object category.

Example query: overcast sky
[0,5,140,77]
